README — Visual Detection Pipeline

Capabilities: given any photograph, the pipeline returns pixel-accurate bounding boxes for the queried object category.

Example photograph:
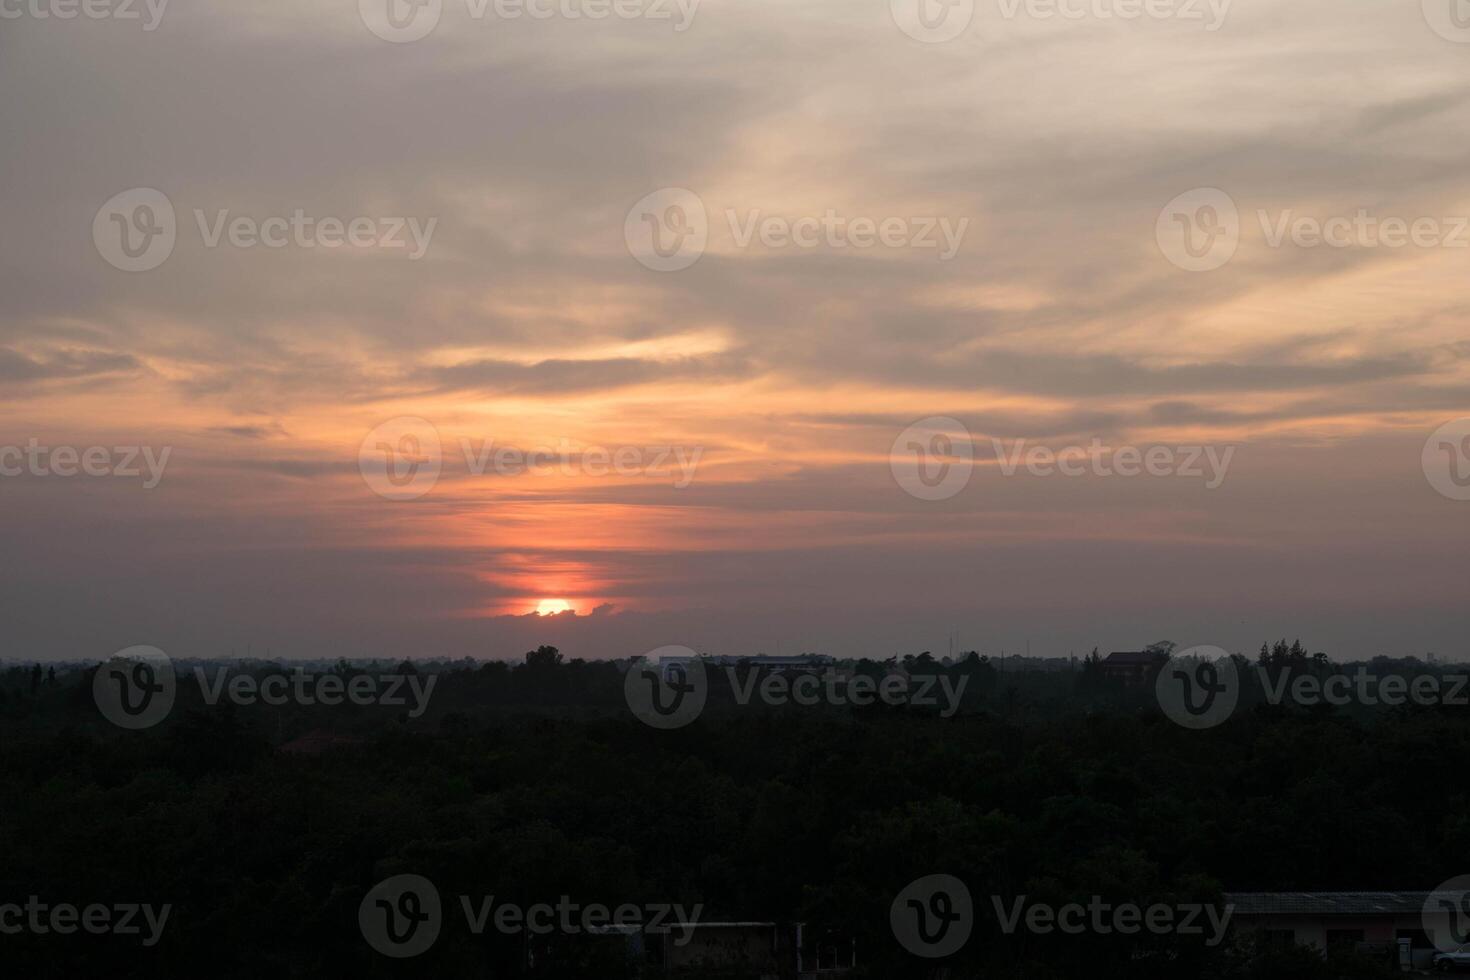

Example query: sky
[2,0,1468,662]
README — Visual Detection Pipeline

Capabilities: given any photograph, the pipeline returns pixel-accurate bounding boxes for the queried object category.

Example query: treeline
[2,641,1457,734]
[0,644,1460,978]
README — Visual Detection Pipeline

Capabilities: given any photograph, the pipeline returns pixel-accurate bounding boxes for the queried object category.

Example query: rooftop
[1226,892,1436,915]
[1103,651,1169,666]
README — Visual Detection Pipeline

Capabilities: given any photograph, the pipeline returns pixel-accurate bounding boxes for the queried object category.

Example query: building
[655,922,853,977]
[714,656,835,673]
[1100,650,1169,687]
[588,921,855,978]
[1227,891,1444,971]
[655,654,836,680]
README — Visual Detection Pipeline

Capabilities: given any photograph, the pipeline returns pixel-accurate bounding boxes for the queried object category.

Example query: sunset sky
[3,0,1468,661]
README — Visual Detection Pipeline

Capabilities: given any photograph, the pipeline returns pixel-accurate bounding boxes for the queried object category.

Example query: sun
[534,598,574,616]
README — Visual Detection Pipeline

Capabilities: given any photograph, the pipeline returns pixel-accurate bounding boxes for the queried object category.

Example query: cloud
[419,351,756,396]
[2,0,1468,657]
[205,422,289,439]
[0,347,140,385]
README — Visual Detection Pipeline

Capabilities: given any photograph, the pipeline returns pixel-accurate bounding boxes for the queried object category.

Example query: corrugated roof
[1226,892,1436,915]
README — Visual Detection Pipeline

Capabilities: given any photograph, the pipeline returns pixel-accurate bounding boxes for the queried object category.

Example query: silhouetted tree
[524,645,563,671]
